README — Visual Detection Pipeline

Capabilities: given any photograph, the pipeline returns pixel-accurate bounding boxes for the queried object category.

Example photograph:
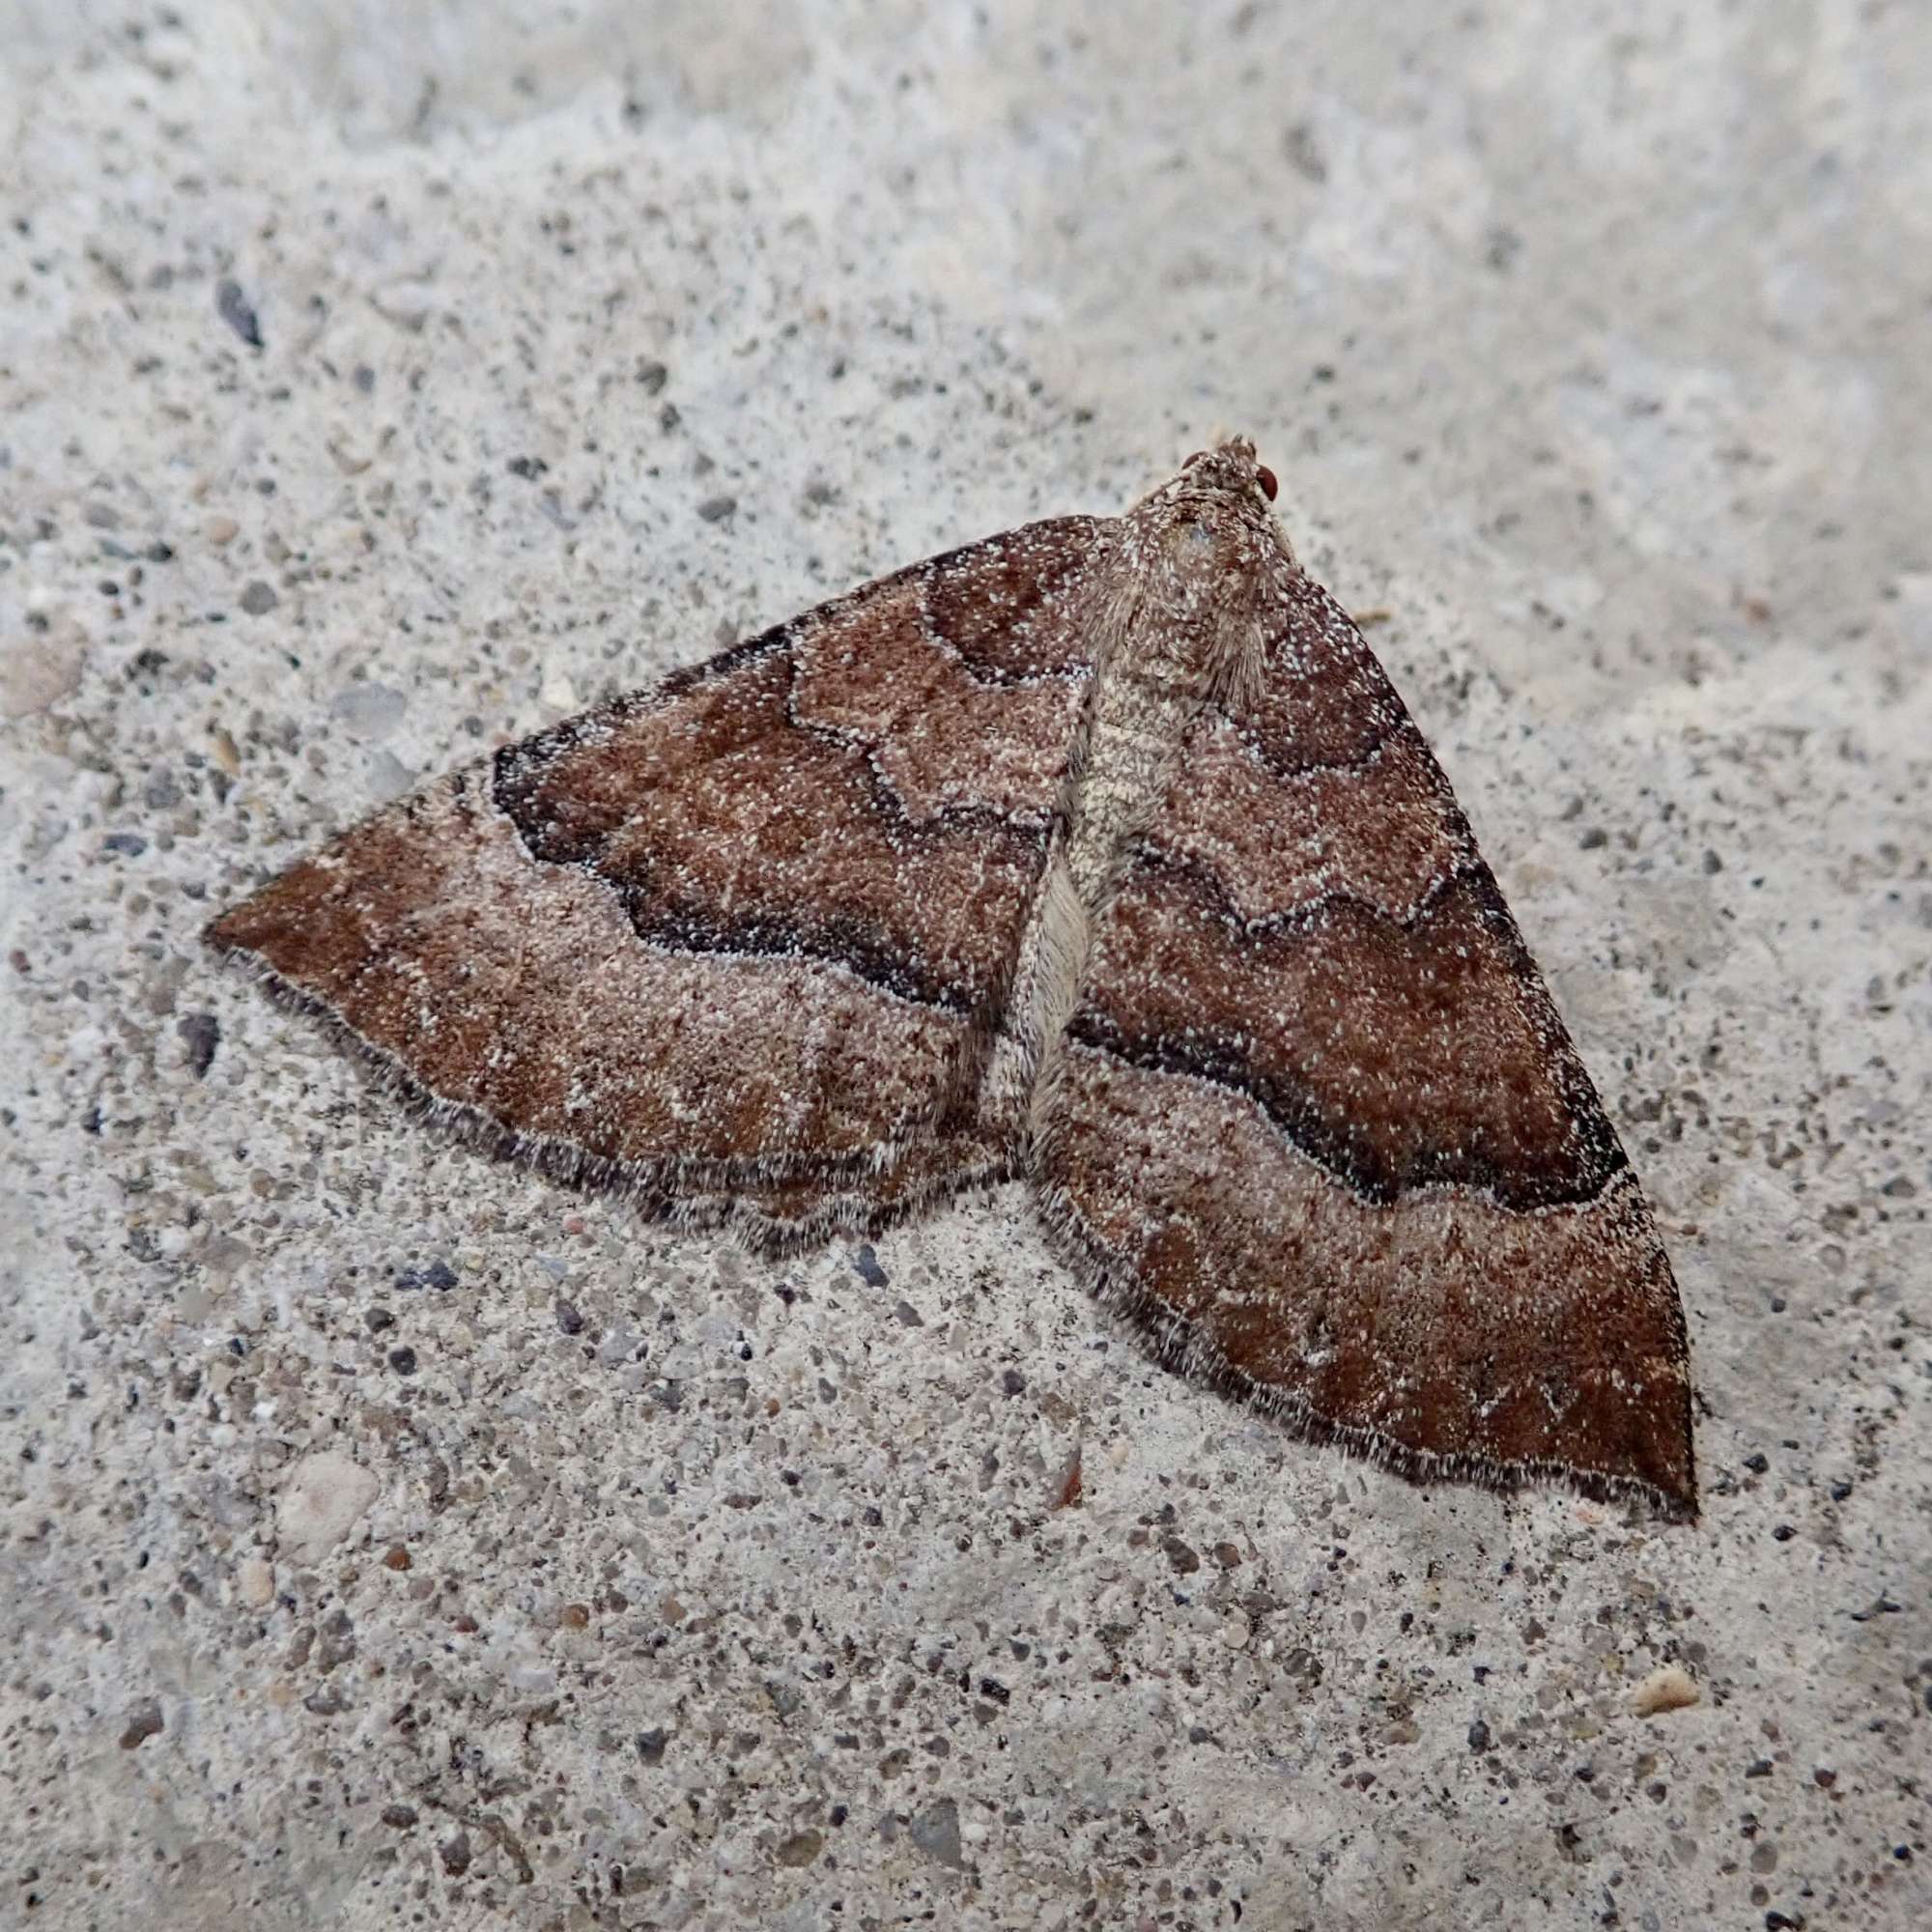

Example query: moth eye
[1182,449,1208,468]
[1256,465,1279,502]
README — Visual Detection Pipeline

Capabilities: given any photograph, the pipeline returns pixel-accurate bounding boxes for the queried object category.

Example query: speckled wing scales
[1031,555,1698,1516]
[207,519,1109,1251]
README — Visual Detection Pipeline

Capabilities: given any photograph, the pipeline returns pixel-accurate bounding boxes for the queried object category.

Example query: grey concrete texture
[2,3,1927,1927]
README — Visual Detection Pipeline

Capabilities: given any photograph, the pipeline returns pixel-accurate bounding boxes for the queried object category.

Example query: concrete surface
[3,4,1928,1927]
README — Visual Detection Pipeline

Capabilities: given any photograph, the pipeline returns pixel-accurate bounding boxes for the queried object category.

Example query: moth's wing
[1030,569,1696,1515]
[208,518,1108,1247]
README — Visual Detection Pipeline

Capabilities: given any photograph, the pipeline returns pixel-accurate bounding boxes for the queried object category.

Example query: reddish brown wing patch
[1034,569,1696,1516]
[208,519,1109,1239]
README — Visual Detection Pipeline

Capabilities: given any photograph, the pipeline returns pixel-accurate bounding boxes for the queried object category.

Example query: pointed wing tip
[1615,1380,1699,1525]
[1645,1454,1701,1527]
[203,873,280,962]
[1570,1459,1698,1526]
[202,905,249,958]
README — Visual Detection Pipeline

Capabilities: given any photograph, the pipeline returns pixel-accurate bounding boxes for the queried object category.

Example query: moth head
[1126,440,1293,705]
[1165,437,1281,517]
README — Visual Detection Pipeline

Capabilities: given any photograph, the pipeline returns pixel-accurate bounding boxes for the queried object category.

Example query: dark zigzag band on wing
[1058,1019,1629,1211]
[478,521,1108,939]
[491,746,1054,1018]
[1111,841,1586,1017]
[540,888,1013,1020]
[1220,694,1403,786]
[487,607,1111,1009]
[1121,828,1479,936]
[484,532,1108,1020]
[1067,863,1628,1210]
[333,769,988,1034]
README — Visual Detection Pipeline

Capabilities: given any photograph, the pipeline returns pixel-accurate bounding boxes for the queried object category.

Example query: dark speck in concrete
[215,278,263,347]
[177,1010,219,1078]
[909,1796,963,1869]
[118,1698,163,1749]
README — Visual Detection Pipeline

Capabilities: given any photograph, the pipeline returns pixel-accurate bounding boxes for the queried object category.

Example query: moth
[209,439,1696,1517]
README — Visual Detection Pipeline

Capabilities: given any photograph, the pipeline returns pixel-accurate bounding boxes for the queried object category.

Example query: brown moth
[208,439,1696,1517]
